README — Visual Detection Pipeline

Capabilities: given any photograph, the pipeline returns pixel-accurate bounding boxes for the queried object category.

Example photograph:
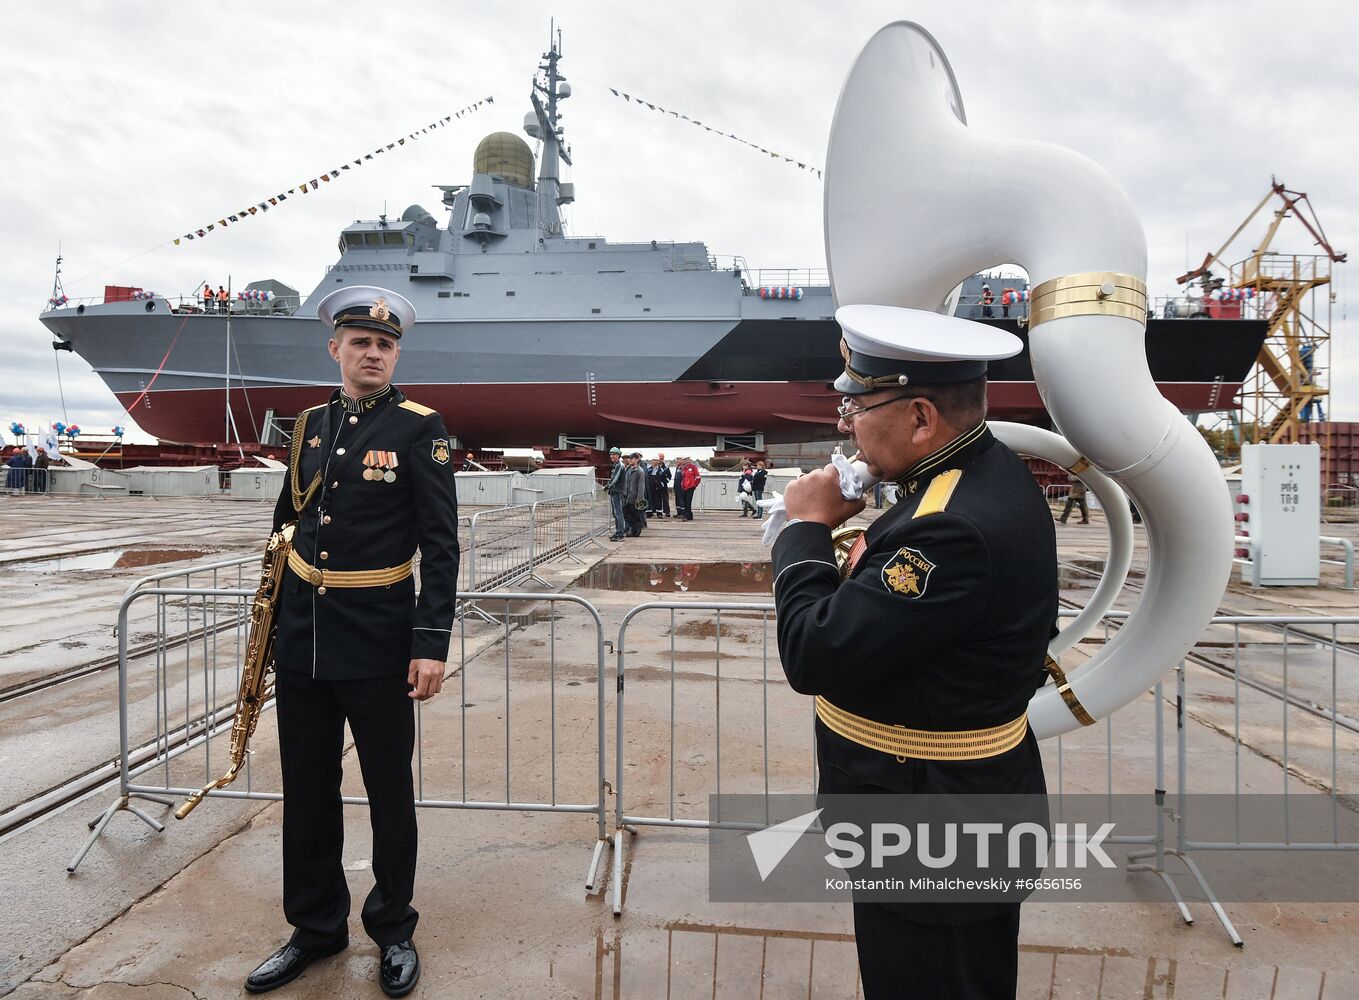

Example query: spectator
[1001,287,1017,319]
[676,457,701,520]
[752,460,768,518]
[1058,475,1089,524]
[645,457,662,515]
[460,451,478,472]
[33,447,50,493]
[203,281,215,313]
[5,449,31,491]
[738,461,757,517]
[644,453,671,516]
[981,283,995,319]
[652,454,672,517]
[623,453,648,537]
[605,447,627,540]
[216,285,229,311]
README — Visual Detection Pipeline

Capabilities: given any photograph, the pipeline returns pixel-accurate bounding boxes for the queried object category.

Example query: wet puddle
[10,548,210,572]
[580,561,773,594]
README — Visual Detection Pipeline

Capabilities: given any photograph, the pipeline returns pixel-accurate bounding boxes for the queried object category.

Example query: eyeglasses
[836,393,918,423]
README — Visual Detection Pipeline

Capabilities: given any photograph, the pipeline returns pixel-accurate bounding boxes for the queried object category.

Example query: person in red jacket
[676,457,701,520]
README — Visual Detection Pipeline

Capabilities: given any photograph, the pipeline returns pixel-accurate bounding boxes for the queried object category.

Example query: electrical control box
[1237,444,1320,586]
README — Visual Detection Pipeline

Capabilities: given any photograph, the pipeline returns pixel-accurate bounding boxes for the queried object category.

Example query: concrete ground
[2,496,1358,997]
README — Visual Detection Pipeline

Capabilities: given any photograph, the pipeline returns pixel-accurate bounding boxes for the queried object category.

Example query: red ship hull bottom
[113,380,1241,449]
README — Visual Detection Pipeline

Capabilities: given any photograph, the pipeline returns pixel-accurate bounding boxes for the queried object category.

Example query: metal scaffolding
[1179,178,1346,446]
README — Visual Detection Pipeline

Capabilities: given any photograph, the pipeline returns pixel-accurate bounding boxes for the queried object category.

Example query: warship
[39,38,1267,453]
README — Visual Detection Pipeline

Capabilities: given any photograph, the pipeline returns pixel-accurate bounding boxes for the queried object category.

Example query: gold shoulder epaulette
[913,468,963,518]
[398,400,436,416]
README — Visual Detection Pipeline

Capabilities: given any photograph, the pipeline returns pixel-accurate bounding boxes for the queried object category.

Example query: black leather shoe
[245,939,346,993]
[380,940,421,997]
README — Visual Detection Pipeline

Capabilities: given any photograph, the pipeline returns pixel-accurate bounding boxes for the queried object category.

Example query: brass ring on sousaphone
[824,23,1233,738]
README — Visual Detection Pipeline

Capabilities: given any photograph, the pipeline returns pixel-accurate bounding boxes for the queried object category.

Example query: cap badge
[882,546,935,599]
[369,297,390,322]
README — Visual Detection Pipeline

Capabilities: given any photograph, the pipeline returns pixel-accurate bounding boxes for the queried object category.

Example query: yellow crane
[1179,178,1345,444]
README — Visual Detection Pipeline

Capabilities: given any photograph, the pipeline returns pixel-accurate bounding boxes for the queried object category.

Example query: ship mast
[529,24,572,237]
[49,252,66,304]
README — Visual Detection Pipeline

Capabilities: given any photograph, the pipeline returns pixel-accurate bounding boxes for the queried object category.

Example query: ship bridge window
[383,232,404,246]
[364,233,381,246]
[345,233,366,247]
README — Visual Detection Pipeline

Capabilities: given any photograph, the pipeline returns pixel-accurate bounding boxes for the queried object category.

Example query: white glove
[759,454,868,547]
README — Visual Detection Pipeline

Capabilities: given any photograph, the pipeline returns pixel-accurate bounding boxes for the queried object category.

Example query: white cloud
[4,0,1355,444]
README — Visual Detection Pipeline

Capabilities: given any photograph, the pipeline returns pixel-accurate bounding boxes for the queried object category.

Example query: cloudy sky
[5,0,1356,444]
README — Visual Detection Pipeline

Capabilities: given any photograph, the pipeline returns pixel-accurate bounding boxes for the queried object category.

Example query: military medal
[308,435,321,448]
[362,450,398,482]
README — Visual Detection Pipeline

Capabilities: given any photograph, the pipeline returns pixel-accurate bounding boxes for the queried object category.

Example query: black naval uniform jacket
[272,384,460,680]
[772,423,1056,800]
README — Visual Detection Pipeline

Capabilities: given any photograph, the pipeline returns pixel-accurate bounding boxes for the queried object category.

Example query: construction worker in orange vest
[203,282,214,313]
[217,286,229,310]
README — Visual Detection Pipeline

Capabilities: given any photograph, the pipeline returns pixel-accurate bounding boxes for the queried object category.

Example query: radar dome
[401,204,436,225]
[473,132,535,189]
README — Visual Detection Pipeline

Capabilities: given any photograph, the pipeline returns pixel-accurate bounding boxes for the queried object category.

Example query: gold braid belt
[815,696,1028,762]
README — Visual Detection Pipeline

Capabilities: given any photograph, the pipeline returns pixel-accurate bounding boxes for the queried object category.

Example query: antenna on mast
[49,249,66,306]
[529,23,573,237]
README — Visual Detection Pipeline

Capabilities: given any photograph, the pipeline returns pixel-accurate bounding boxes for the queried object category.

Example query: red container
[1207,298,1242,320]
[103,285,141,303]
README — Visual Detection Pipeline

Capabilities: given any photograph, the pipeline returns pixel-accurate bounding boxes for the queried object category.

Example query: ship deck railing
[42,295,302,317]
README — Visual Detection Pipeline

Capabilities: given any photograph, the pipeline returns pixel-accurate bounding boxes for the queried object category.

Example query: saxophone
[176,522,295,819]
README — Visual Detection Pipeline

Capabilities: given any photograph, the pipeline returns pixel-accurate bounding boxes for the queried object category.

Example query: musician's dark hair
[913,376,987,428]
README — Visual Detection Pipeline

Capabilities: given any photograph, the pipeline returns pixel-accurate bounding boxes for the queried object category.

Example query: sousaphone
[825,23,1233,738]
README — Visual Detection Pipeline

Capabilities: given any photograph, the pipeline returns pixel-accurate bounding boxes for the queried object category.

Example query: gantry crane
[1179,178,1346,445]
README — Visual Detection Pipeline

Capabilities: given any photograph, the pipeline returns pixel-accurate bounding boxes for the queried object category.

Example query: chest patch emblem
[882,546,935,598]
[431,439,450,465]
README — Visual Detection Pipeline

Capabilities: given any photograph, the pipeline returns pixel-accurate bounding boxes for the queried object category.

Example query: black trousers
[275,670,418,950]
[658,482,671,515]
[675,485,694,519]
[853,901,1021,999]
[623,502,645,536]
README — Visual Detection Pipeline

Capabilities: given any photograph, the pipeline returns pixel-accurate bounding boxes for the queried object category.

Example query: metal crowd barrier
[462,490,607,613]
[69,588,611,890]
[65,546,1359,946]
[607,605,1359,937]
[0,467,52,494]
[1163,614,1359,943]
[611,601,801,915]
